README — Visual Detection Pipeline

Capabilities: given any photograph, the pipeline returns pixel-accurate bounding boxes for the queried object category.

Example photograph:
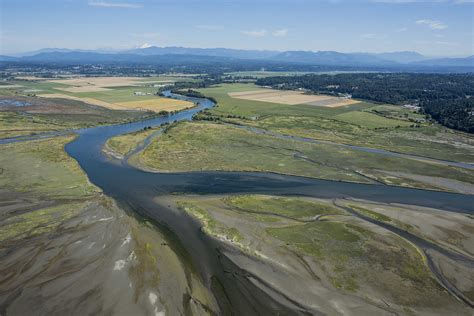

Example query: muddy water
[61,92,473,314]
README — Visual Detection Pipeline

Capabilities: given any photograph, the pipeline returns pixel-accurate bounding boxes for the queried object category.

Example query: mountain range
[1,46,472,69]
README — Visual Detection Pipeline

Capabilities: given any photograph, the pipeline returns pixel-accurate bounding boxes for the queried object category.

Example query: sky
[1,0,473,57]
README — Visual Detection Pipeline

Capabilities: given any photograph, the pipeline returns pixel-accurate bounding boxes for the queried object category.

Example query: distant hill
[0,55,18,62]
[2,47,473,71]
[124,46,278,59]
[13,48,120,57]
[374,51,426,63]
[414,55,474,67]
[21,52,237,64]
[270,51,396,66]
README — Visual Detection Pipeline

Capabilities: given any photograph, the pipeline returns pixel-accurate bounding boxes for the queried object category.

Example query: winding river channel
[3,92,474,314]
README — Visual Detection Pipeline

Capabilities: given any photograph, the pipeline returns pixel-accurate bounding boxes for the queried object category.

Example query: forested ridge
[256,73,474,133]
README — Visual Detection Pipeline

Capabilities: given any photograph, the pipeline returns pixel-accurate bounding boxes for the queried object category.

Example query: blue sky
[1,0,473,56]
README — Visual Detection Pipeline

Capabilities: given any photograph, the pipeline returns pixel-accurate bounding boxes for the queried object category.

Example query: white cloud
[272,29,288,37]
[139,43,152,49]
[416,19,448,30]
[88,1,143,8]
[395,27,408,32]
[241,29,267,37]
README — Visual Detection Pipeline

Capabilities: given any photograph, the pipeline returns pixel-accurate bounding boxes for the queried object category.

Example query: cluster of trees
[256,73,474,133]
[424,98,473,132]
[170,89,206,99]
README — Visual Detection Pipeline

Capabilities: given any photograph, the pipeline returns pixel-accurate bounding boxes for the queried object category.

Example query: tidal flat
[170,194,474,315]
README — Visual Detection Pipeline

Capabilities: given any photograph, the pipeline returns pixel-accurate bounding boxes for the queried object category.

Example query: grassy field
[224,195,344,220]
[0,111,62,138]
[105,128,159,157]
[197,84,474,163]
[0,136,99,197]
[334,111,412,128]
[174,194,462,313]
[133,121,473,192]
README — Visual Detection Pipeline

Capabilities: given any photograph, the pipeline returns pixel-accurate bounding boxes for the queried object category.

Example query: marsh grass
[224,194,344,220]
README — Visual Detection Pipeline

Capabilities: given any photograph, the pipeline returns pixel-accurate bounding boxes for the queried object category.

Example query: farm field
[0,75,196,112]
[229,88,360,107]
[171,194,472,315]
[196,84,474,163]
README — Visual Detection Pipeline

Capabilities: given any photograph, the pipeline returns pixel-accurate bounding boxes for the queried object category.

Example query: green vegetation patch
[349,205,392,222]
[267,221,443,305]
[139,121,367,182]
[177,201,242,243]
[365,105,426,123]
[334,111,412,129]
[0,136,100,198]
[267,221,362,259]
[224,195,344,220]
[138,121,474,189]
[0,111,63,139]
[267,221,363,291]
[106,128,158,156]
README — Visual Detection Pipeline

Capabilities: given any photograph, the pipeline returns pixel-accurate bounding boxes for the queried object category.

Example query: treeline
[256,73,474,133]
